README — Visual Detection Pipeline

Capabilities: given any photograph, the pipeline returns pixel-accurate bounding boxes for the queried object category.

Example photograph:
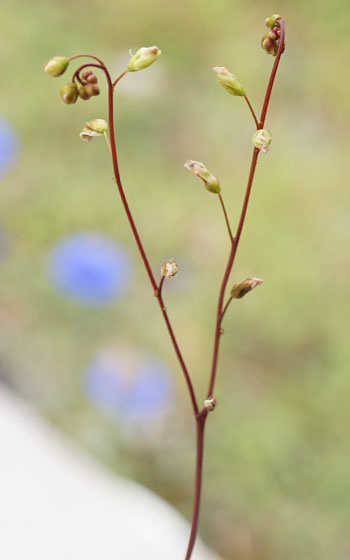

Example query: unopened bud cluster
[44,56,101,105]
[261,14,284,56]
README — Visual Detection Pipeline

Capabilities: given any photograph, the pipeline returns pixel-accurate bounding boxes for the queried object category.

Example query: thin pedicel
[44,17,286,559]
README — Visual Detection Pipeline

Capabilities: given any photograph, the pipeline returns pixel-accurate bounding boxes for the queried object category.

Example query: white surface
[0,384,220,560]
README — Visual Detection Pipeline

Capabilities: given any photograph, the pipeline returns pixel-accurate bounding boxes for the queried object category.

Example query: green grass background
[1,0,350,558]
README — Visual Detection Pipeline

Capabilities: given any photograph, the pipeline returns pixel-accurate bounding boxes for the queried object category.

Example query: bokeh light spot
[0,117,20,178]
[84,347,173,425]
[48,232,131,305]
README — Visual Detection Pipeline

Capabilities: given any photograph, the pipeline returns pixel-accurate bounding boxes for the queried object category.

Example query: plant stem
[218,193,234,241]
[102,67,199,415]
[112,70,128,88]
[244,94,259,128]
[206,17,286,402]
[184,416,206,560]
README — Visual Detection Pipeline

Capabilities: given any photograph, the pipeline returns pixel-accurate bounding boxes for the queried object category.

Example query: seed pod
[60,82,79,104]
[127,46,161,71]
[212,66,245,97]
[184,160,221,194]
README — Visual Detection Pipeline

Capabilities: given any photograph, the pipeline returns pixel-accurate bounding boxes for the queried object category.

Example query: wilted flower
[44,56,69,77]
[80,119,108,142]
[204,397,217,412]
[184,159,220,194]
[212,67,245,97]
[231,277,263,299]
[161,259,178,278]
[127,46,161,72]
[252,129,272,153]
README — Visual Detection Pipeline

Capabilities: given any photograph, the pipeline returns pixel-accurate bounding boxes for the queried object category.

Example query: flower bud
[252,129,272,153]
[86,74,98,84]
[204,397,217,412]
[212,66,245,97]
[261,34,278,56]
[184,160,220,194]
[161,259,178,278]
[80,119,108,142]
[84,83,100,97]
[60,82,78,105]
[127,46,161,72]
[265,14,281,29]
[44,56,69,77]
[78,86,91,100]
[231,277,263,299]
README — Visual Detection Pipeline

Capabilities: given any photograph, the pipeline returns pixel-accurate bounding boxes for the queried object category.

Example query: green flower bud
[127,46,161,72]
[265,14,281,29]
[60,82,78,105]
[252,129,272,154]
[80,119,108,142]
[44,56,69,77]
[78,86,91,100]
[231,277,263,299]
[212,66,245,97]
[184,160,220,194]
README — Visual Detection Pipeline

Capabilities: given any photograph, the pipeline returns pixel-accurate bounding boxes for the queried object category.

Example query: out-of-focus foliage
[1,0,350,558]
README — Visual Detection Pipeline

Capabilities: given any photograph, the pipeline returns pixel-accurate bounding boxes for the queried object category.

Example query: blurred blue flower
[48,232,131,305]
[84,347,173,424]
[0,117,20,178]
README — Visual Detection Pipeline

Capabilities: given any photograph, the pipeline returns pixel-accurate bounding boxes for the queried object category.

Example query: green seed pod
[184,160,221,194]
[252,129,272,153]
[265,14,281,29]
[44,56,69,77]
[60,82,78,105]
[212,66,245,97]
[127,46,161,72]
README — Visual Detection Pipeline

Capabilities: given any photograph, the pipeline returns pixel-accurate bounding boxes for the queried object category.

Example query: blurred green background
[1,0,350,558]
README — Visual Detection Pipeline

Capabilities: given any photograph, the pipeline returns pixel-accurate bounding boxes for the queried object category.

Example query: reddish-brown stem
[221,295,233,322]
[68,54,105,66]
[101,66,199,415]
[218,193,234,241]
[112,70,128,88]
[206,17,286,401]
[244,94,259,129]
[157,275,165,298]
[184,417,206,560]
